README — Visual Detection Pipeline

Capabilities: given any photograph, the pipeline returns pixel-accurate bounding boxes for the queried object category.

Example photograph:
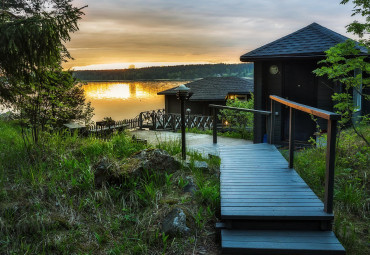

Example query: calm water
[83,81,187,122]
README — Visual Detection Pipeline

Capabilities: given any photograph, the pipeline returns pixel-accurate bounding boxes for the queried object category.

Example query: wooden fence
[139,109,213,131]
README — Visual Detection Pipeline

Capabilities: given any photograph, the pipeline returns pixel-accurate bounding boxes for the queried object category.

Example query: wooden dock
[218,143,345,255]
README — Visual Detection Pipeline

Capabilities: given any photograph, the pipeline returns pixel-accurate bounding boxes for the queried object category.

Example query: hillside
[73,63,253,81]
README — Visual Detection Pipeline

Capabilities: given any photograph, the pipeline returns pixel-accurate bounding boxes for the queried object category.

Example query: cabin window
[227,94,247,100]
[353,69,362,112]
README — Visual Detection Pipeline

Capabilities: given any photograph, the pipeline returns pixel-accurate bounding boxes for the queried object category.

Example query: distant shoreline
[81,79,195,82]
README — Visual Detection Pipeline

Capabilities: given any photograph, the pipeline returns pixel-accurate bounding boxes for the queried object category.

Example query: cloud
[65,0,359,69]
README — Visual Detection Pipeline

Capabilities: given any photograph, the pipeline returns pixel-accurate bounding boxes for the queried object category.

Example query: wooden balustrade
[270,95,340,214]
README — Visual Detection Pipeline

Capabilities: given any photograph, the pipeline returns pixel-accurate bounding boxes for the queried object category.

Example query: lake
[83,81,187,122]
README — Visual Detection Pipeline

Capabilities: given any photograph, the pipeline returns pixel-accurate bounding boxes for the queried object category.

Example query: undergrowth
[181,127,253,140]
[0,120,220,254]
[284,125,369,255]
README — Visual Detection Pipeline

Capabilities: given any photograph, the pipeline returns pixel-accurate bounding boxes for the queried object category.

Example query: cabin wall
[165,95,225,116]
[253,61,283,144]
[253,62,264,143]
[253,59,341,143]
[264,61,283,144]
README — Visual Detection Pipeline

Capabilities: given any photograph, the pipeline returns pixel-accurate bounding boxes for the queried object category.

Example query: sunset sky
[65,0,360,70]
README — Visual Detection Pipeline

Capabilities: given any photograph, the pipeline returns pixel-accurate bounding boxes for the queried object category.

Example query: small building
[157,77,253,115]
[240,22,368,143]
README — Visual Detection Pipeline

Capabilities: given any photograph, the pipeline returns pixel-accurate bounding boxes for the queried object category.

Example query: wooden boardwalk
[218,143,345,254]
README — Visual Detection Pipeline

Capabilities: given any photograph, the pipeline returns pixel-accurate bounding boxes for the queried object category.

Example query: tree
[313,0,369,146]
[0,0,90,143]
[341,0,370,46]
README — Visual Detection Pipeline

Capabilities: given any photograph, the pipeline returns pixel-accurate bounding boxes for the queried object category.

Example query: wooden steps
[221,230,345,255]
[218,144,345,254]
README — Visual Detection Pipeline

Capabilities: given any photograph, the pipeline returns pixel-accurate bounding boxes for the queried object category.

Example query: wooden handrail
[270,95,340,214]
[270,95,341,120]
[210,104,271,144]
[209,104,271,115]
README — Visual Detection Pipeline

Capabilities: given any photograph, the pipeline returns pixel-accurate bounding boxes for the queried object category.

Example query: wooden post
[324,119,337,214]
[152,113,156,130]
[180,99,186,160]
[139,112,143,129]
[172,114,176,131]
[269,99,275,144]
[213,107,218,144]
[289,107,295,169]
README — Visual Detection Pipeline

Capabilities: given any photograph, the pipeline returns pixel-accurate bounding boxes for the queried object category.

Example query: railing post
[289,107,295,169]
[172,114,176,131]
[213,107,218,144]
[180,98,186,160]
[139,112,143,129]
[324,119,337,214]
[269,99,274,144]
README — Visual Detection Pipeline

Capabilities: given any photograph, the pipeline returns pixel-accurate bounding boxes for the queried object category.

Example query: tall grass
[291,125,369,255]
[0,120,220,254]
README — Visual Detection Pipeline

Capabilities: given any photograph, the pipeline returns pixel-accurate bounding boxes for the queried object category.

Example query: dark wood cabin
[240,22,369,144]
[157,77,253,115]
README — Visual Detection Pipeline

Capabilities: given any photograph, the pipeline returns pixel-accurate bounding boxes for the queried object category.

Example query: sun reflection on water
[82,81,186,121]
[84,83,131,100]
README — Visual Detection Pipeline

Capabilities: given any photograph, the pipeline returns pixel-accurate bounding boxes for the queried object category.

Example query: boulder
[94,158,120,188]
[182,160,209,171]
[183,176,197,194]
[161,208,190,236]
[94,149,181,187]
[193,160,208,171]
[132,149,181,173]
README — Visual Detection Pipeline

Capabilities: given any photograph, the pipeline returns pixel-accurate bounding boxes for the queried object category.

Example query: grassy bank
[283,126,369,255]
[180,127,253,140]
[0,120,220,254]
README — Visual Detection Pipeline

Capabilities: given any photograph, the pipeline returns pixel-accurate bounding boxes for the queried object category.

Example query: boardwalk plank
[219,144,332,220]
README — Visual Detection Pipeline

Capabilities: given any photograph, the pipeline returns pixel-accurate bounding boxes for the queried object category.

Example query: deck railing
[208,104,271,144]
[138,109,213,131]
[270,95,341,214]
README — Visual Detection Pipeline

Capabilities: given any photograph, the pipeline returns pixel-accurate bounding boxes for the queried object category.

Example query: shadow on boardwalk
[129,129,252,156]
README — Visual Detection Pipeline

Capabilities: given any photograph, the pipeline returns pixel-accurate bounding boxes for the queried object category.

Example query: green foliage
[219,95,254,140]
[155,137,182,156]
[0,1,89,143]
[291,126,369,254]
[314,1,369,146]
[0,0,85,82]
[19,71,94,134]
[313,40,369,134]
[341,0,370,46]
[0,120,221,254]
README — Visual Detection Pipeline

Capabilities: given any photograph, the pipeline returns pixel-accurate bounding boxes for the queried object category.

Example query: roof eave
[240,53,327,62]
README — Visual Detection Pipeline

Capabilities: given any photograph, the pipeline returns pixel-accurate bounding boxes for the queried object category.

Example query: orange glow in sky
[65,0,358,70]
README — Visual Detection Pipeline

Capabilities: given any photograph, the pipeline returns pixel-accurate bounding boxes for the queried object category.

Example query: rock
[182,160,209,171]
[94,158,120,188]
[162,208,190,236]
[193,160,208,171]
[94,149,181,188]
[132,149,181,173]
[183,176,197,194]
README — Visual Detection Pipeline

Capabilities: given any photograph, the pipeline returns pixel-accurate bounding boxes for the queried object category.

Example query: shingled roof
[157,77,253,101]
[240,22,367,62]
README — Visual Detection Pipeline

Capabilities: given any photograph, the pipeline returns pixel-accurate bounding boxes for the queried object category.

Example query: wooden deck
[218,143,345,254]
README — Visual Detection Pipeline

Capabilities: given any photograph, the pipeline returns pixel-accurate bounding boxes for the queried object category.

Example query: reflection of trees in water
[132,81,186,95]
[83,81,187,100]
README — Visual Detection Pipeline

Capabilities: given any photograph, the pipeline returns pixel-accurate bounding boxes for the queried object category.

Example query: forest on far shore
[72,63,253,81]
